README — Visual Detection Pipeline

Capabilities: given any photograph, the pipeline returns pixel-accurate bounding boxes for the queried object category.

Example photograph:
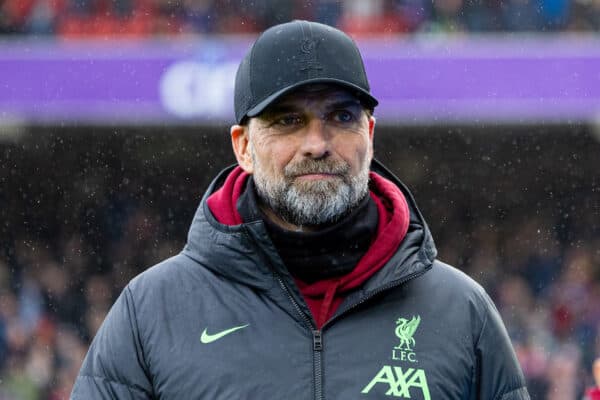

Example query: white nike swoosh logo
[200,324,249,344]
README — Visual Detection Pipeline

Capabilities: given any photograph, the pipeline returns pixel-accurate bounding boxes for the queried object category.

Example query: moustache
[284,160,350,178]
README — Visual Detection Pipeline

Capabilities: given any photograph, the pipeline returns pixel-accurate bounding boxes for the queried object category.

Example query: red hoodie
[207,166,410,327]
[588,388,600,400]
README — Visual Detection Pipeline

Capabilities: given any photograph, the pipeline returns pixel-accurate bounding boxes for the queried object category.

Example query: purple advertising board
[1,35,599,125]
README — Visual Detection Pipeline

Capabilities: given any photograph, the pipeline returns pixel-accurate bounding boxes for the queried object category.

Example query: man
[72,20,530,399]
[587,358,600,399]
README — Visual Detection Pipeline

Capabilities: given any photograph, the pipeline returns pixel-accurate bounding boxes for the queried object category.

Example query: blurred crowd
[437,217,600,399]
[2,187,599,399]
[0,128,599,399]
[1,208,182,399]
[1,0,600,36]
[0,0,599,397]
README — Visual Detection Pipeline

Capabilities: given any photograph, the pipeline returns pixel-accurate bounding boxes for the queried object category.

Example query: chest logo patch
[395,315,420,351]
[393,315,420,363]
[200,324,249,344]
[361,315,430,398]
[361,366,430,399]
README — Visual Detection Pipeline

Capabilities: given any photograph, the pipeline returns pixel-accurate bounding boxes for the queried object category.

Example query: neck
[237,177,380,283]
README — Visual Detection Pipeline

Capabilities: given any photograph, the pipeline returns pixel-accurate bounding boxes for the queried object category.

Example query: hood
[357,160,437,294]
[181,159,437,292]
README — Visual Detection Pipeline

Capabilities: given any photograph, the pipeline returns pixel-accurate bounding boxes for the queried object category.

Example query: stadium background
[1,0,599,399]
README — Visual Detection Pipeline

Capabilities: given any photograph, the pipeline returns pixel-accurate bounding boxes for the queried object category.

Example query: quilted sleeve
[475,291,530,400]
[71,286,153,399]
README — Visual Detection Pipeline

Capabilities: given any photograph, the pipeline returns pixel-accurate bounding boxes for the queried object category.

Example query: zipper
[313,329,323,400]
[312,330,323,351]
[275,275,324,400]
[244,225,432,399]
[243,225,325,400]
[274,267,429,399]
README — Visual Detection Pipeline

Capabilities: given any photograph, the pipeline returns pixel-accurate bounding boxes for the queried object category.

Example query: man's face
[231,85,375,229]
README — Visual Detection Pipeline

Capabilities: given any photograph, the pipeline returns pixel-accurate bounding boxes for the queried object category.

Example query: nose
[300,118,330,159]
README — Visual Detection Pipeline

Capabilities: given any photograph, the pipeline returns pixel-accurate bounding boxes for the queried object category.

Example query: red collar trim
[206,166,248,226]
[297,172,410,295]
[206,168,411,327]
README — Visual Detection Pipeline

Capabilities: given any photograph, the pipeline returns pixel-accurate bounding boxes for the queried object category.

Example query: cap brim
[244,78,379,121]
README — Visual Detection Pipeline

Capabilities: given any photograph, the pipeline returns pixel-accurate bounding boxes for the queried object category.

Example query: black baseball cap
[234,20,379,124]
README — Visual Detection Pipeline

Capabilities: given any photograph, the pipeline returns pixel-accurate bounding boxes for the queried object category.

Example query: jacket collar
[181,159,437,292]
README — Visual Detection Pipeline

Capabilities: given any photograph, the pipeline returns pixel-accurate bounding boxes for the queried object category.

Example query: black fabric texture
[233,20,378,123]
[72,160,530,400]
[237,177,378,283]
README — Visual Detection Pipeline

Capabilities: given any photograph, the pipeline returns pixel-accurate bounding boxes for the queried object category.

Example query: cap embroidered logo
[299,38,322,73]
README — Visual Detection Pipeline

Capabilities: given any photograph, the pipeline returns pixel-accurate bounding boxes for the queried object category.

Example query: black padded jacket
[71,161,530,400]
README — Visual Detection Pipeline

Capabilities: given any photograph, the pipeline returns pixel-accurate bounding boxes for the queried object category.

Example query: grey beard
[252,158,371,227]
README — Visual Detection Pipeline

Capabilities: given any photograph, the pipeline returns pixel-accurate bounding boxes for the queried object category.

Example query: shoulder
[127,252,210,291]
[405,259,498,331]
[123,253,215,313]
[423,259,488,299]
[116,254,220,351]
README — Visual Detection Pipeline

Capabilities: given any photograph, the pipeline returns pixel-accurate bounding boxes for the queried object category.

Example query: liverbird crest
[394,315,421,351]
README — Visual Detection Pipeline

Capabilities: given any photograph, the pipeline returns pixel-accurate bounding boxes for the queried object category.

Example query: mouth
[293,172,342,181]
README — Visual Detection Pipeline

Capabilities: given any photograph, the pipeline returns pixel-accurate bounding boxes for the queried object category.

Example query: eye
[331,109,355,123]
[274,113,303,127]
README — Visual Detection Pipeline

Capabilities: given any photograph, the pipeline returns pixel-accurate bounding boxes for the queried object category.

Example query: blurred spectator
[82,274,112,339]
[546,343,582,399]
[248,0,296,29]
[179,0,216,33]
[391,0,432,31]
[423,0,468,32]
[339,0,410,34]
[569,0,600,29]
[463,0,503,31]
[500,0,543,31]
[3,0,600,35]
[314,0,342,27]
[586,358,600,399]
[539,0,571,30]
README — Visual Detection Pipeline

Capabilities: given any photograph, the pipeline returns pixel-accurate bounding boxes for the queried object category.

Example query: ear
[368,115,376,142]
[231,124,254,174]
[367,115,376,158]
